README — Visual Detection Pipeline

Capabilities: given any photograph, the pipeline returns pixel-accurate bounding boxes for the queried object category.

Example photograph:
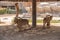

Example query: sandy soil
[0,25,60,40]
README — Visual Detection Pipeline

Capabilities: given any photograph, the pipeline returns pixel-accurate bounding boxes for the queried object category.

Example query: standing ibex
[43,15,53,29]
[14,3,29,31]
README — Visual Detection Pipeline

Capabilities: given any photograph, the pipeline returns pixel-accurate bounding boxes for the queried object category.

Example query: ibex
[14,3,29,31]
[43,15,53,29]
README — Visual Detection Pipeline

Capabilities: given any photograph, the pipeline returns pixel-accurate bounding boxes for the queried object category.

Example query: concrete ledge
[0,23,60,26]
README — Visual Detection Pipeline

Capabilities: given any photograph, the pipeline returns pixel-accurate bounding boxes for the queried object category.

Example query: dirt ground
[0,25,60,40]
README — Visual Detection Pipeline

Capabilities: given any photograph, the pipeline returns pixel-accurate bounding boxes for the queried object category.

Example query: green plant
[29,19,60,23]
[0,9,6,14]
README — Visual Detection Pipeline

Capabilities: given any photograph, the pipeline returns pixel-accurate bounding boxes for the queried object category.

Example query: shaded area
[0,0,59,2]
[0,25,60,40]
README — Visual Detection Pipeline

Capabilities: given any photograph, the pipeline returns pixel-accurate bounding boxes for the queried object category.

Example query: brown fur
[43,15,53,29]
[14,17,29,30]
[14,3,29,31]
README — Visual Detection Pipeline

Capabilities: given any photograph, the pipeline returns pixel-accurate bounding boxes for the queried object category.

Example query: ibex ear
[15,3,18,6]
